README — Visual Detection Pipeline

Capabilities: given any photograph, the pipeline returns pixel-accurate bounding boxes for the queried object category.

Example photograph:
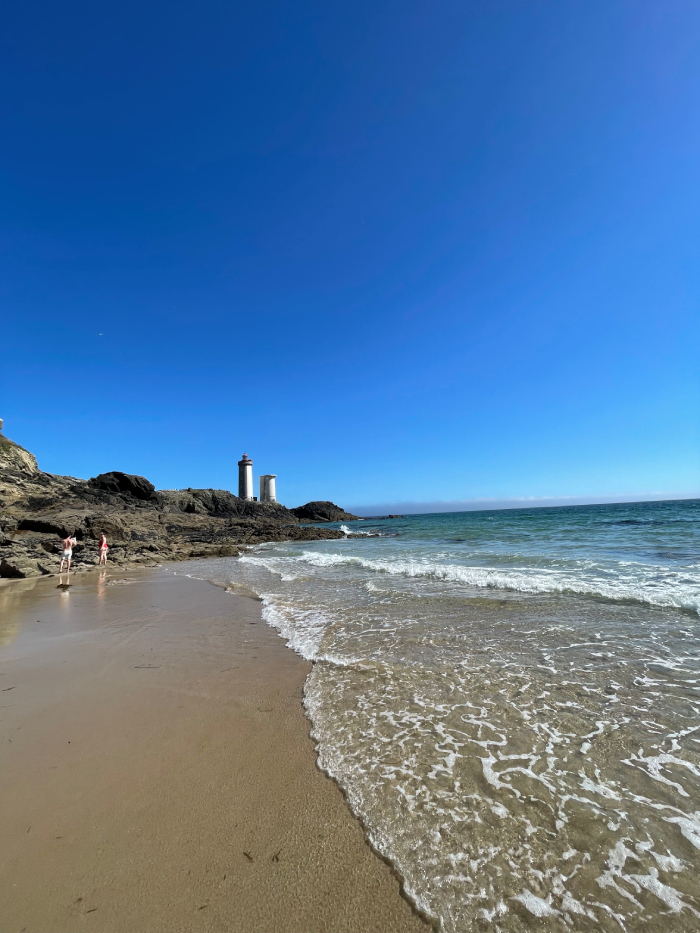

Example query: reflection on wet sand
[0,577,42,647]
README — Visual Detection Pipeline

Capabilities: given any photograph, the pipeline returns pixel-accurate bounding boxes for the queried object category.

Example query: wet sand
[0,567,428,933]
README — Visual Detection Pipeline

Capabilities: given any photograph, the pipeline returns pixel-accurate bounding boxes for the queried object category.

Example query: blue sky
[2,0,698,511]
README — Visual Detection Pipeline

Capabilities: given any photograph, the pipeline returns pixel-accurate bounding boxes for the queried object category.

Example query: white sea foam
[260,598,328,660]
[513,889,560,917]
[192,500,700,933]
[664,814,700,851]
[278,549,700,614]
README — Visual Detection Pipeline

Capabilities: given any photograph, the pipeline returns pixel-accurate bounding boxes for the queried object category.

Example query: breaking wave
[241,549,700,615]
[194,500,700,932]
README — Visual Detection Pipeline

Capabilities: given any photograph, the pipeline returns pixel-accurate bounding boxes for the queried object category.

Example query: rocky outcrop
[0,434,38,475]
[0,435,348,578]
[290,501,360,523]
[88,471,156,500]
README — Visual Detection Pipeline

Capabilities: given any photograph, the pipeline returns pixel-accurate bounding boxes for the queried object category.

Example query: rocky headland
[0,434,358,578]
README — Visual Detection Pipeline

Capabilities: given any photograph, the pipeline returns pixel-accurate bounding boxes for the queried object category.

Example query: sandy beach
[0,567,428,933]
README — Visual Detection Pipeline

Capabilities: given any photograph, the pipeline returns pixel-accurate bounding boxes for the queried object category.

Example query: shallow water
[189,499,700,931]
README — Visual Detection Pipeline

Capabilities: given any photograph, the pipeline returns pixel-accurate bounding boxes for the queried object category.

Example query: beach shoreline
[0,566,429,933]
[198,505,700,931]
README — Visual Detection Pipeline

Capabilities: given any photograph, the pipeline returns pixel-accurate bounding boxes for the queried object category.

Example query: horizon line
[345,492,699,516]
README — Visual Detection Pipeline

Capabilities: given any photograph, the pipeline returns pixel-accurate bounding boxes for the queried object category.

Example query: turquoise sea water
[189,499,700,932]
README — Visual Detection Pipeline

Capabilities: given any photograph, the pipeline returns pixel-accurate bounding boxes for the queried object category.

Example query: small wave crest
[340,524,390,538]
[282,550,700,614]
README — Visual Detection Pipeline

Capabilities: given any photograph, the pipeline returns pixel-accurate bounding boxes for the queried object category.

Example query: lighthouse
[238,453,253,500]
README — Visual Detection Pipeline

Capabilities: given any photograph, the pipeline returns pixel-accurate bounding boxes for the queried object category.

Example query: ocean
[186,498,700,931]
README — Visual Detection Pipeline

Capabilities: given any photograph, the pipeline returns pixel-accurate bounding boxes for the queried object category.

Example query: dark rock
[286,526,345,541]
[18,517,73,536]
[18,513,88,538]
[84,515,129,541]
[1,556,46,578]
[88,471,156,500]
[290,501,360,523]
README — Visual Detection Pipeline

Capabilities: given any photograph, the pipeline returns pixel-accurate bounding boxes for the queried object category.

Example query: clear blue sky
[2,0,698,510]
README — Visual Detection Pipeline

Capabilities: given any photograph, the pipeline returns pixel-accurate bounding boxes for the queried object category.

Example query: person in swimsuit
[59,534,77,572]
[98,533,108,565]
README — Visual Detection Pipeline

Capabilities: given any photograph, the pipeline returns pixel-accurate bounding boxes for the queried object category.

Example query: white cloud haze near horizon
[347,492,700,516]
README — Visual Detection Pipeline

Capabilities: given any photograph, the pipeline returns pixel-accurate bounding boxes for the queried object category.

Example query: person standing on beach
[59,534,76,573]
[97,533,108,565]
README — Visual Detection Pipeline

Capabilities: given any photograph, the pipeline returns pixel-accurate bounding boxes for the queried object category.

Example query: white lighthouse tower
[238,453,253,500]
[260,474,277,503]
